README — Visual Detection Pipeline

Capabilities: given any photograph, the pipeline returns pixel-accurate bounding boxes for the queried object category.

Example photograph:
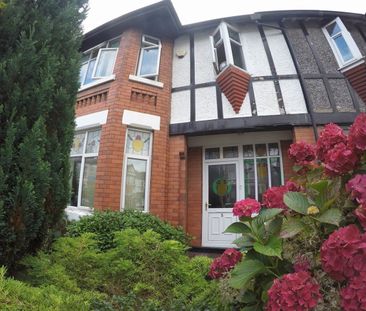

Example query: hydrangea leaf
[280,218,305,238]
[225,222,251,234]
[314,208,342,226]
[253,236,282,259]
[284,192,310,215]
[229,259,265,289]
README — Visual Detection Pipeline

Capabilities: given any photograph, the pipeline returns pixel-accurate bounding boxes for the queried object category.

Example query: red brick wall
[75,28,173,214]
[187,147,203,247]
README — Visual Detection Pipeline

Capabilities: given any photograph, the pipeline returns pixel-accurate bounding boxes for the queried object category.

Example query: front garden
[1,113,366,310]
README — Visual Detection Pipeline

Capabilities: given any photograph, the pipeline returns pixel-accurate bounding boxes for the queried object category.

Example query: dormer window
[137,35,162,81]
[211,22,245,74]
[79,37,120,87]
[323,17,362,68]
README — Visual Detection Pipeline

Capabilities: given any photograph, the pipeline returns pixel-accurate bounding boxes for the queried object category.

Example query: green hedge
[66,210,190,250]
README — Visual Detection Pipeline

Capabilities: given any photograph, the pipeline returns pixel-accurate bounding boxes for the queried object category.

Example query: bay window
[122,129,152,212]
[79,37,120,87]
[137,35,161,80]
[69,129,101,208]
[211,22,245,73]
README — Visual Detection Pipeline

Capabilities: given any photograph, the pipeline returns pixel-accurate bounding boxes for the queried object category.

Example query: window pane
[270,157,282,187]
[94,49,117,77]
[144,35,160,46]
[326,22,341,36]
[208,164,237,209]
[84,58,96,84]
[125,158,147,211]
[139,47,159,76]
[216,43,227,71]
[257,158,268,202]
[334,35,353,62]
[213,30,221,45]
[244,159,256,199]
[81,157,97,207]
[205,148,220,160]
[126,129,151,156]
[243,145,254,158]
[79,62,88,84]
[255,144,267,157]
[69,157,82,206]
[108,38,120,48]
[71,133,85,155]
[228,27,240,43]
[231,42,244,69]
[85,130,101,154]
[223,146,238,158]
[268,143,279,156]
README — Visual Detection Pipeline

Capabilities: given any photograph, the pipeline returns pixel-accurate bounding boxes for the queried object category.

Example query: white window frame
[121,128,153,212]
[210,22,245,74]
[136,34,162,81]
[79,36,120,87]
[322,17,362,68]
[69,128,101,209]
[203,142,284,201]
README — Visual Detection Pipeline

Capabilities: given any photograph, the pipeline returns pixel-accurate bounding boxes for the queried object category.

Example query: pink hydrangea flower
[294,255,311,273]
[208,248,242,279]
[285,180,302,192]
[346,174,366,206]
[348,113,366,153]
[266,271,322,311]
[233,198,261,218]
[355,207,366,231]
[320,225,366,281]
[340,275,366,311]
[263,186,288,210]
[324,143,359,176]
[288,141,316,166]
[316,123,347,162]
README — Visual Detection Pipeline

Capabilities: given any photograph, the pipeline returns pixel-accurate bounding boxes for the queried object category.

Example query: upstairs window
[210,22,245,73]
[137,35,161,81]
[79,37,120,87]
[323,17,362,68]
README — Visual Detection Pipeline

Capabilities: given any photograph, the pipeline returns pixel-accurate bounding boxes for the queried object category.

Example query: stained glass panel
[124,158,147,211]
[85,130,101,154]
[81,157,97,207]
[257,158,268,201]
[71,133,85,155]
[126,129,151,156]
[205,148,220,160]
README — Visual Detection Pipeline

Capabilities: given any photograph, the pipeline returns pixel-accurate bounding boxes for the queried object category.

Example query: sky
[83,0,365,33]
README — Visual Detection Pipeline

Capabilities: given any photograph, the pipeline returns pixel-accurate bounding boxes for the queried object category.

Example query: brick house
[67,1,366,248]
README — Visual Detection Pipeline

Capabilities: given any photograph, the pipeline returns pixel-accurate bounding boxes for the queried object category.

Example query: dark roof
[82,1,366,50]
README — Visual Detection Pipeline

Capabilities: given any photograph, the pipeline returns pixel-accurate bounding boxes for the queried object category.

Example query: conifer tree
[0,0,87,267]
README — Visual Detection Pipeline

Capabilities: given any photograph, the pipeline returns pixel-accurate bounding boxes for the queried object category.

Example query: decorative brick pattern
[342,60,366,104]
[130,88,157,105]
[76,88,108,109]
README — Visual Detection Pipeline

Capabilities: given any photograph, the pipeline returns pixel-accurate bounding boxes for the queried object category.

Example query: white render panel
[172,35,190,88]
[280,79,308,114]
[264,26,296,75]
[170,90,191,124]
[195,87,218,121]
[253,81,281,116]
[75,110,108,130]
[222,92,252,118]
[194,30,216,84]
[239,24,271,77]
[122,110,160,130]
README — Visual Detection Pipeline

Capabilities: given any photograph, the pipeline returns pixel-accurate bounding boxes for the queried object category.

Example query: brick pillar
[187,147,202,247]
[293,126,316,144]
[166,135,187,228]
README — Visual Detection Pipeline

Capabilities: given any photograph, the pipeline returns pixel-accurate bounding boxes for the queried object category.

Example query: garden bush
[209,113,366,310]
[66,210,190,250]
[20,229,229,310]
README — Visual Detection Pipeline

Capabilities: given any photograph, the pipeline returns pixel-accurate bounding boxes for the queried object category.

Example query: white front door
[202,161,239,248]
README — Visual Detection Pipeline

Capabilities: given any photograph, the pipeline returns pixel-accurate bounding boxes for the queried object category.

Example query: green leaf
[267,217,283,237]
[225,222,251,234]
[284,192,310,215]
[314,208,342,226]
[233,236,254,248]
[253,236,282,259]
[229,259,266,289]
[257,208,283,223]
[280,218,305,238]
[309,180,329,194]
[241,291,257,304]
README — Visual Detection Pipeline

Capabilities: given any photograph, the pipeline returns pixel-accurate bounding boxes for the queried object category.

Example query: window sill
[65,205,93,220]
[129,74,164,89]
[339,57,365,73]
[78,75,116,92]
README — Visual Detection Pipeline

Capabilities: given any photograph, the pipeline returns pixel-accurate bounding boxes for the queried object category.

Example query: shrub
[66,210,190,250]
[21,229,226,310]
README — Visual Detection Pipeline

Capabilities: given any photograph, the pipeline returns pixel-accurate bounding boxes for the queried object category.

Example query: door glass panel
[124,158,147,211]
[223,146,238,158]
[69,157,82,206]
[270,157,282,187]
[255,144,267,157]
[205,148,220,160]
[81,157,97,207]
[244,159,256,199]
[208,164,237,209]
[257,158,268,201]
[268,143,279,156]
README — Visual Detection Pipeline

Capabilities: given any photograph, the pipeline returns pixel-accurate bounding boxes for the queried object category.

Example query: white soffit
[75,110,108,130]
[122,109,161,130]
